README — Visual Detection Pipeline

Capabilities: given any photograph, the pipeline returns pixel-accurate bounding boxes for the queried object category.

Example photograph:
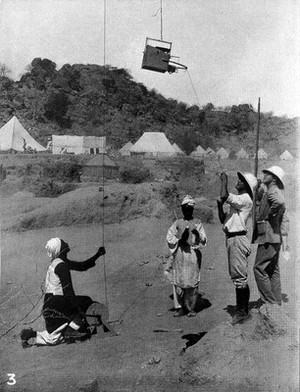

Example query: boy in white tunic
[166,195,207,317]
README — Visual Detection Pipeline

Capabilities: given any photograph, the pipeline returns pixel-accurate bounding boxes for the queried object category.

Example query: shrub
[120,162,151,184]
[41,159,81,182]
[29,179,76,197]
[0,164,6,182]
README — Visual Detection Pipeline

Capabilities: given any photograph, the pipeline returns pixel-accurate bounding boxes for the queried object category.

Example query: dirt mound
[1,183,163,231]
[2,182,214,232]
[167,306,299,391]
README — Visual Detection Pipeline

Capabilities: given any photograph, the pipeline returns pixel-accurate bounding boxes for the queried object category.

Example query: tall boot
[243,285,250,314]
[232,286,251,325]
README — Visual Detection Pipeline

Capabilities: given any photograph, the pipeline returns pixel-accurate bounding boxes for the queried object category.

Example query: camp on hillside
[119,141,133,157]
[52,135,106,155]
[129,132,176,158]
[0,116,46,152]
[190,144,205,157]
[236,148,249,159]
[81,154,119,181]
[216,147,229,159]
[280,150,293,161]
[258,148,268,160]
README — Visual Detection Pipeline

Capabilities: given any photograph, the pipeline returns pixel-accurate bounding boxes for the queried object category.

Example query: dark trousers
[253,243,281,305]
[43,294,93,333]
[176,285,198,312]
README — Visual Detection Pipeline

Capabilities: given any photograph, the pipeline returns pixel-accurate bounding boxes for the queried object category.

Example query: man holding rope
[20,238,105,348]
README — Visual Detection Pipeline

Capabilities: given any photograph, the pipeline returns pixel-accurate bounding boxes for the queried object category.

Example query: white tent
[205,147,215,157]
[130,132,176,157]
[0,116,46,152]
[119,141,133,157]
[237,148,249,159]
[216,147,229,159]
[172,143,185,155]
[280,150,293,161]
[258,148,268,159]
[52,135,106,155]
[191,144,205,157]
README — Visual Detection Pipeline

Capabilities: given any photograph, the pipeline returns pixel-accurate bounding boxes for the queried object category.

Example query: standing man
[252,166,288,306]
[166,195,207,317]
[217,171,257,324]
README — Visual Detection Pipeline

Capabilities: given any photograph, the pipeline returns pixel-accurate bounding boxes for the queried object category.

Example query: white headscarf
[45,238,62,259]
[181,195,195,207]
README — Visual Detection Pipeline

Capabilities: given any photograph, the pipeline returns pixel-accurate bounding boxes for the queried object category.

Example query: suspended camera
[141,37,187,74]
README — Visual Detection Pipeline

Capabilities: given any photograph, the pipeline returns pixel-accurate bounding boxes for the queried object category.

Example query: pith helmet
[237,172,258,199]
[262,166,284,189]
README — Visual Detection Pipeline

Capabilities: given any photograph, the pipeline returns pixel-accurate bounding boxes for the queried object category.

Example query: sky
[0,0,299,117]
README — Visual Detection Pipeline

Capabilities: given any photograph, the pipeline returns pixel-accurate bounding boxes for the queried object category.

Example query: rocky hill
[0,58,297,155]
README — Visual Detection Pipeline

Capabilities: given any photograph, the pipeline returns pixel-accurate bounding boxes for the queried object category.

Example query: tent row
[0,118,295,161]
[191,146,294,160]
[119,134,295,161]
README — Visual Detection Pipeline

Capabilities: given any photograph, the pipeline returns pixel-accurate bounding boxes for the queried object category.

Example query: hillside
[0,58,297,155]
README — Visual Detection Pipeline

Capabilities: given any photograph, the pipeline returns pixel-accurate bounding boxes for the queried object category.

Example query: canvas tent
[52,135,106,155]
[216,147,229,159]
[258,148,268,159]
[81,154,119,181]
[130,132,176,157]
[0,116,46,152]
[237,148,249,159]
[172,143,184,155]
[191,144,205,157]
[205,147,215,157]
[280,150,293,161]
[119,141,133,157]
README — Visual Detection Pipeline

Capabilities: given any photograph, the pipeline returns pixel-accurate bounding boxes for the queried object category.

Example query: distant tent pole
[254,97,261,177]
[160,0,163,40]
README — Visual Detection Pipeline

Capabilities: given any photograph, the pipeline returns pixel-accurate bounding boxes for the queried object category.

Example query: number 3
[7,373,16,385]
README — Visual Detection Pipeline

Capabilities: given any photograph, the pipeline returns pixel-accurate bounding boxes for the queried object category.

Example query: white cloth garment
[35,322,68,345]
[45,258,64,295]
[45,238,62,259]
[223,193,253,233]
[181,195,195,206]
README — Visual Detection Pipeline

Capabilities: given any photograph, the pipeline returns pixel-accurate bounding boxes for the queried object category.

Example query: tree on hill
[0,63,11,78]
[44,91,71,127]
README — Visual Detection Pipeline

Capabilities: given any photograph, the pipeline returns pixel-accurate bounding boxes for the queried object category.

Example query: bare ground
[0,158,299,392]
[0,215,298,392]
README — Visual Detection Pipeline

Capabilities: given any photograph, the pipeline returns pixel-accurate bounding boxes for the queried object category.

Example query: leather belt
[226,231,247,238]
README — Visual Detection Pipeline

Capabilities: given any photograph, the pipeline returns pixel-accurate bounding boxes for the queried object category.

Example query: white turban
[181,195,195,207]
[45,238,62,259]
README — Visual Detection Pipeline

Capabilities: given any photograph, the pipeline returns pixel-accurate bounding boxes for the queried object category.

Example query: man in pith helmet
[252,166,289,306]
[217,171,257,325]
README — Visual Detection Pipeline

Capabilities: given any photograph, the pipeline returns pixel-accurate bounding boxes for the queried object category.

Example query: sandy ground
[0,212,298,392]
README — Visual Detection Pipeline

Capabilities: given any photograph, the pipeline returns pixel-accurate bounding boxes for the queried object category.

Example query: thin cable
[187,69,201,107]
[102,0,109,310]
[160,0,163,40]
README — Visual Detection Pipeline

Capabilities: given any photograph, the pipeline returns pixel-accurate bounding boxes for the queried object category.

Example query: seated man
[20,238,105,347]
